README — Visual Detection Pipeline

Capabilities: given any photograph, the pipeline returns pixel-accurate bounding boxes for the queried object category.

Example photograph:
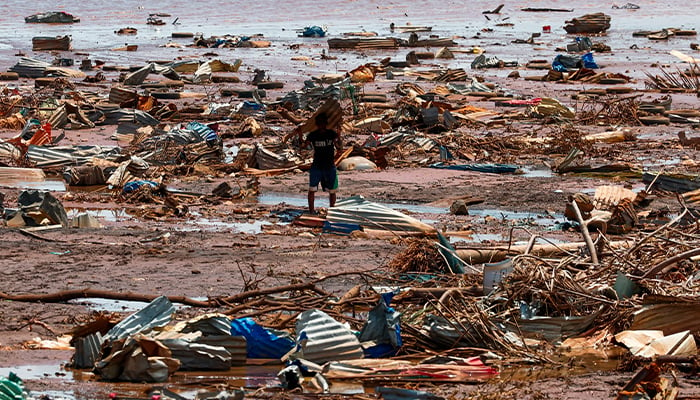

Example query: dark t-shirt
[306,128,339,169]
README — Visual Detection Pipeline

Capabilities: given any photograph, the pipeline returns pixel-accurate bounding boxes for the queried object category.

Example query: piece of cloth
[309,166,338,192]
[306,128,339,169]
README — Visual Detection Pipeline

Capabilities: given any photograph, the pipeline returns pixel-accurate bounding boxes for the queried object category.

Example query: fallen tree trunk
[0,288,211,307]
[0,281,330,308]
[456,240,633,265]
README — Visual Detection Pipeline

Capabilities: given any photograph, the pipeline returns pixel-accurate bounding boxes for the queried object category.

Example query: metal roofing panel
[103,296,175,343]
[327,195,436,234]
[160,338,232,371]
[195,335,247,366]
[72,332,103,369]
[295,309,363,364]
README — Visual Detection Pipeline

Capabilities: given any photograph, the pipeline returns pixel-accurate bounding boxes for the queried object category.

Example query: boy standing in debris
[302,112,342,214]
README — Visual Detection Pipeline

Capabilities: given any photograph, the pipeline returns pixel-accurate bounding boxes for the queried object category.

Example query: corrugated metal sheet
[328,37,400,49]
[593,185,636,211]
[47,104,68,128]
[327,195,436,234]
[124,63,180,86]
[27,145,121,168]
[9,57,51,78]
[195,335,247,366]
[159,336,233,371]
[102,109,159,126]
[255,143,302,170]
[109,87,138,104]
[178,314,232,336]
[409,136,438,151]
[103,296,175,343]
[0,142,21,159]
[295,309,363,364]
[514,312,599,342]
[72,332,103,368]
[299,99,343,134]
[631,303,700,336]
[32,35,71,51]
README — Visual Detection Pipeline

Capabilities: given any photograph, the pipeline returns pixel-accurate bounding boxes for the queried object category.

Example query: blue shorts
[309,166,338,193]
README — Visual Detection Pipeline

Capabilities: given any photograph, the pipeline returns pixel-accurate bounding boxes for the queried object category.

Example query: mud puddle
[469,208,562,226]
[259,192,448,214]
[66,208,133,223]
[181,217,272,234]
[0,178,67,192]
[520,167,554,179]
[67,297,207,312]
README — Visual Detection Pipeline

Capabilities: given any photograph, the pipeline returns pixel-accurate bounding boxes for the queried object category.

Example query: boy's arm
[334,130,343,153]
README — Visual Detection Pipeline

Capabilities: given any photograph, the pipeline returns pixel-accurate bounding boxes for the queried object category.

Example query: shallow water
[0,1,696,76]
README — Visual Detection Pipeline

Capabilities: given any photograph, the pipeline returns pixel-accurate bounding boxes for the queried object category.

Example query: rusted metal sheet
[593,185,636,211]
[0,167,67,191]
[328,37,400,50]
[27,145,120,168]
[109,87,139,104]
[254,143,302,170]
[32,35,71,51]
[630,303,700,336]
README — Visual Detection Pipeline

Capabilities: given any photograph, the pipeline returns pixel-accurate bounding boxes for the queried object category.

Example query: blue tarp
[185,121,219,145]
[429,162,518,174]
[301,26,327,38]
[322,221,362,235]
[552,52,598,72]
[122,180,158,194]
[230,317,295,359]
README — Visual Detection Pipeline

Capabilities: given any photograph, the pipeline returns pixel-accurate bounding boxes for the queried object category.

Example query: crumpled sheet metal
[327,195,436,234]
[102,296,175,343]
[72,332,103,369]
[124,63,180,86]
[293,309,364,364]
[95,335,180,382]
[159,337,233,371]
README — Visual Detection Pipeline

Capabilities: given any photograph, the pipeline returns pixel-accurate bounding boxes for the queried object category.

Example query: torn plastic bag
[581,52,599,69]
[229,317,294,359]
[553,52,598,72]
[359,292,402,358]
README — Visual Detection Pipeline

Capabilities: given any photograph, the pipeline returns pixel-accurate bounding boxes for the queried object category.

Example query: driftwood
[0,288,211,307]
[641,247,700,278]
[456,240,633,264]
[0,281,330,308]
[569,195,599,264]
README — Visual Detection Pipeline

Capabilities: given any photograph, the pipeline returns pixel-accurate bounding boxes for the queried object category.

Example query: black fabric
[307,129,338,168]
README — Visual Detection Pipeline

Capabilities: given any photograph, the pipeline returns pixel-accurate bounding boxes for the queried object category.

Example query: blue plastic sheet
[429,162,518,174]
[122,180,158,194]
[302,26,327,38]
[322,221,361,235]
[581,52,599,69]
[552,52,598,72]
[185,121,219,145]
[230,317,295,359]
